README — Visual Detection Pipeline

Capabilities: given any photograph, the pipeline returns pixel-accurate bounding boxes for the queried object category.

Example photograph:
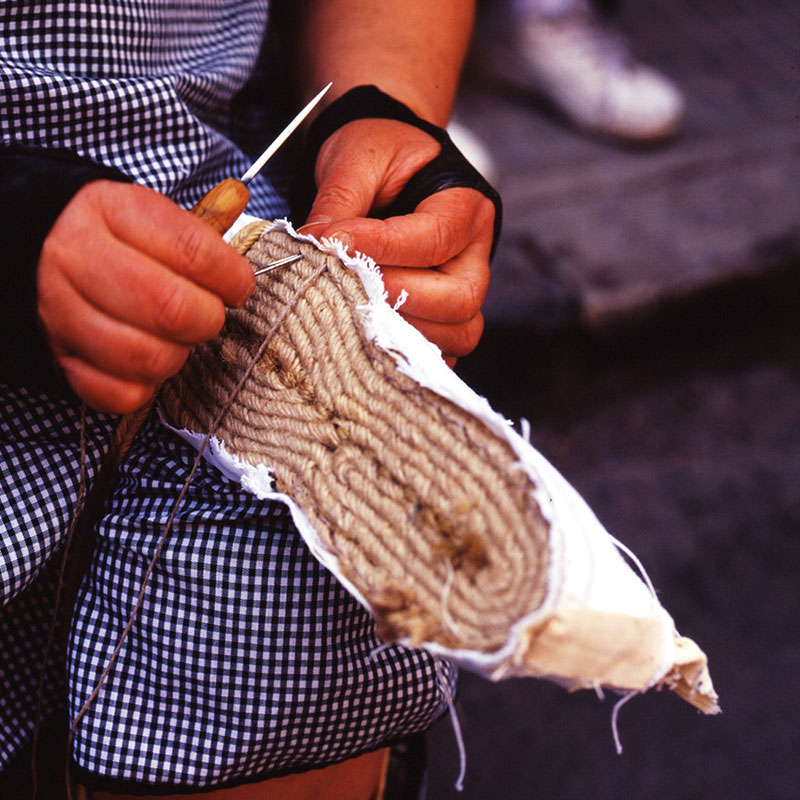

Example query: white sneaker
[473,2,685,142]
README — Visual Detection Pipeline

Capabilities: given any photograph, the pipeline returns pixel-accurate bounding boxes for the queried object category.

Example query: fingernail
[329,230,354,252]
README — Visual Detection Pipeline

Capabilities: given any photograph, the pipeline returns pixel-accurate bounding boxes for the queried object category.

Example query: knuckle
[477,196,496,232]
[59,355,155,415]
[453,275,486,323]
[155,282,195,335]
[314,182,364,215]
[73,179,105,207]
[174,222,213,278]
[432,216,458,261]
[374,222,398,256]
[40,213,87,271]
[198,298,226,339]
[155,286,225,342]
[112,383,156,415]
[134,341,186,382]
[461,278,483,317]
[77,179,127,219]
[38,229,66,268]
[35,254,61,312]
[454,313,484,357]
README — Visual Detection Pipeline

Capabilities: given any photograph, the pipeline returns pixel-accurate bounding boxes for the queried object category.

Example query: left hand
[299,118,495,366]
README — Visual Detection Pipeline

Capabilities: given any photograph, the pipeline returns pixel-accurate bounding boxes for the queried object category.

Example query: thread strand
[31,404,88,800]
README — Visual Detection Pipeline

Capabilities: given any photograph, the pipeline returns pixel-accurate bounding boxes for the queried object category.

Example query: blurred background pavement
[426,1,800,798]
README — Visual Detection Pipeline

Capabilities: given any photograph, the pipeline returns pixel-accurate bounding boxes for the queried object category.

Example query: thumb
[299,157,378,243]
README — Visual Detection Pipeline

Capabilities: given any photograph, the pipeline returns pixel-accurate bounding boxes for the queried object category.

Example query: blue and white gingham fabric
[0,1,457,791]
[0,387,116,767]
[1,391,456,792]
[0,0,289,219]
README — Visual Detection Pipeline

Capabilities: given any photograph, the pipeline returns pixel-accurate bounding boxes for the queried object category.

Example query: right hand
[37,180,255,414]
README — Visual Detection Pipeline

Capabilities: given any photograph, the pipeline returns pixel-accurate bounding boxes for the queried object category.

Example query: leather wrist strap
[291,85,502,258]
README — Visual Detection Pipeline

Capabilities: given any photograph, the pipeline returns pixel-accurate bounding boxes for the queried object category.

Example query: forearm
[296,0,476,124]
[0,144,131,392]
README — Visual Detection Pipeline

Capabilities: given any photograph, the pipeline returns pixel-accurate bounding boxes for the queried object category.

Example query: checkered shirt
[0,0,290,218]
[0,2,457,791]
[1,388,116,767]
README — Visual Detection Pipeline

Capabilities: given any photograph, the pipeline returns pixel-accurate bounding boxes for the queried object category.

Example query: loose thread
[64,262,327,800]
[608,535,658,600]
[593,684,606,701]
[435,657,466,792]
[30,401,88,800]
[611,691,637,755]
[392,288,408,311]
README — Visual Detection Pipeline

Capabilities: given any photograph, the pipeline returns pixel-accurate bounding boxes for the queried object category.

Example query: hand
[37,180,255,413]
[299,118,495,366]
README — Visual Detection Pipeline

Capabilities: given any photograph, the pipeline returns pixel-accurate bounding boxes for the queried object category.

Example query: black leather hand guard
[291,85,502,259]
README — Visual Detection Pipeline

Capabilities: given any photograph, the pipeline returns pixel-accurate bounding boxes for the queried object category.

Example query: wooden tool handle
[190,177,250,234]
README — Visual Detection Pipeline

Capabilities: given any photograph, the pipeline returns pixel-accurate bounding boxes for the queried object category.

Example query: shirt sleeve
[0,144,131,394]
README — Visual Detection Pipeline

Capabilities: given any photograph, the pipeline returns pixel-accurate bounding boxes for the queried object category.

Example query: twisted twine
[163,228,551,654]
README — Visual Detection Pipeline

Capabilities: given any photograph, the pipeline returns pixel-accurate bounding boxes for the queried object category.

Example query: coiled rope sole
[162,226,551,654]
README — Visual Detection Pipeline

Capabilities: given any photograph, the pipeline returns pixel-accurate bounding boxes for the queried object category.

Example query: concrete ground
[425,1,800,798]
[456,0,800,331]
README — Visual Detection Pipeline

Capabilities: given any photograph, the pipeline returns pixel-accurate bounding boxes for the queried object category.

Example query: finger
[82,182,255,307]
[299,174,375,242]
[299,134,379,232]
[299,119,442,234]
[45,282,192,385]
[398,310,485,360]
[313,187,495,269]
[55,353,158,415]
[380,241,490,325]
[52,234,229,344]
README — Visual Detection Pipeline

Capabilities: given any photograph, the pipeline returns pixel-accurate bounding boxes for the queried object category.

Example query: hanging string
[30,403,88,799]
[611,691,637,755]
[435,657,466,792]
[63,261,327,800]
[608,534,658,600]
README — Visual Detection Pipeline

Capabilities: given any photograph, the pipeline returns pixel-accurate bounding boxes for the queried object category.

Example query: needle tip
[240,82,334,185]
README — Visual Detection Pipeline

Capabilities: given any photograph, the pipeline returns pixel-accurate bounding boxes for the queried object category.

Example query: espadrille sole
[162,219,718,713]
[162,224,551,654]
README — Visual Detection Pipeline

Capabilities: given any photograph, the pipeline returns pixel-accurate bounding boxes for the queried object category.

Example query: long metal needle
[240,82,333,184]
[253,253,303,276]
